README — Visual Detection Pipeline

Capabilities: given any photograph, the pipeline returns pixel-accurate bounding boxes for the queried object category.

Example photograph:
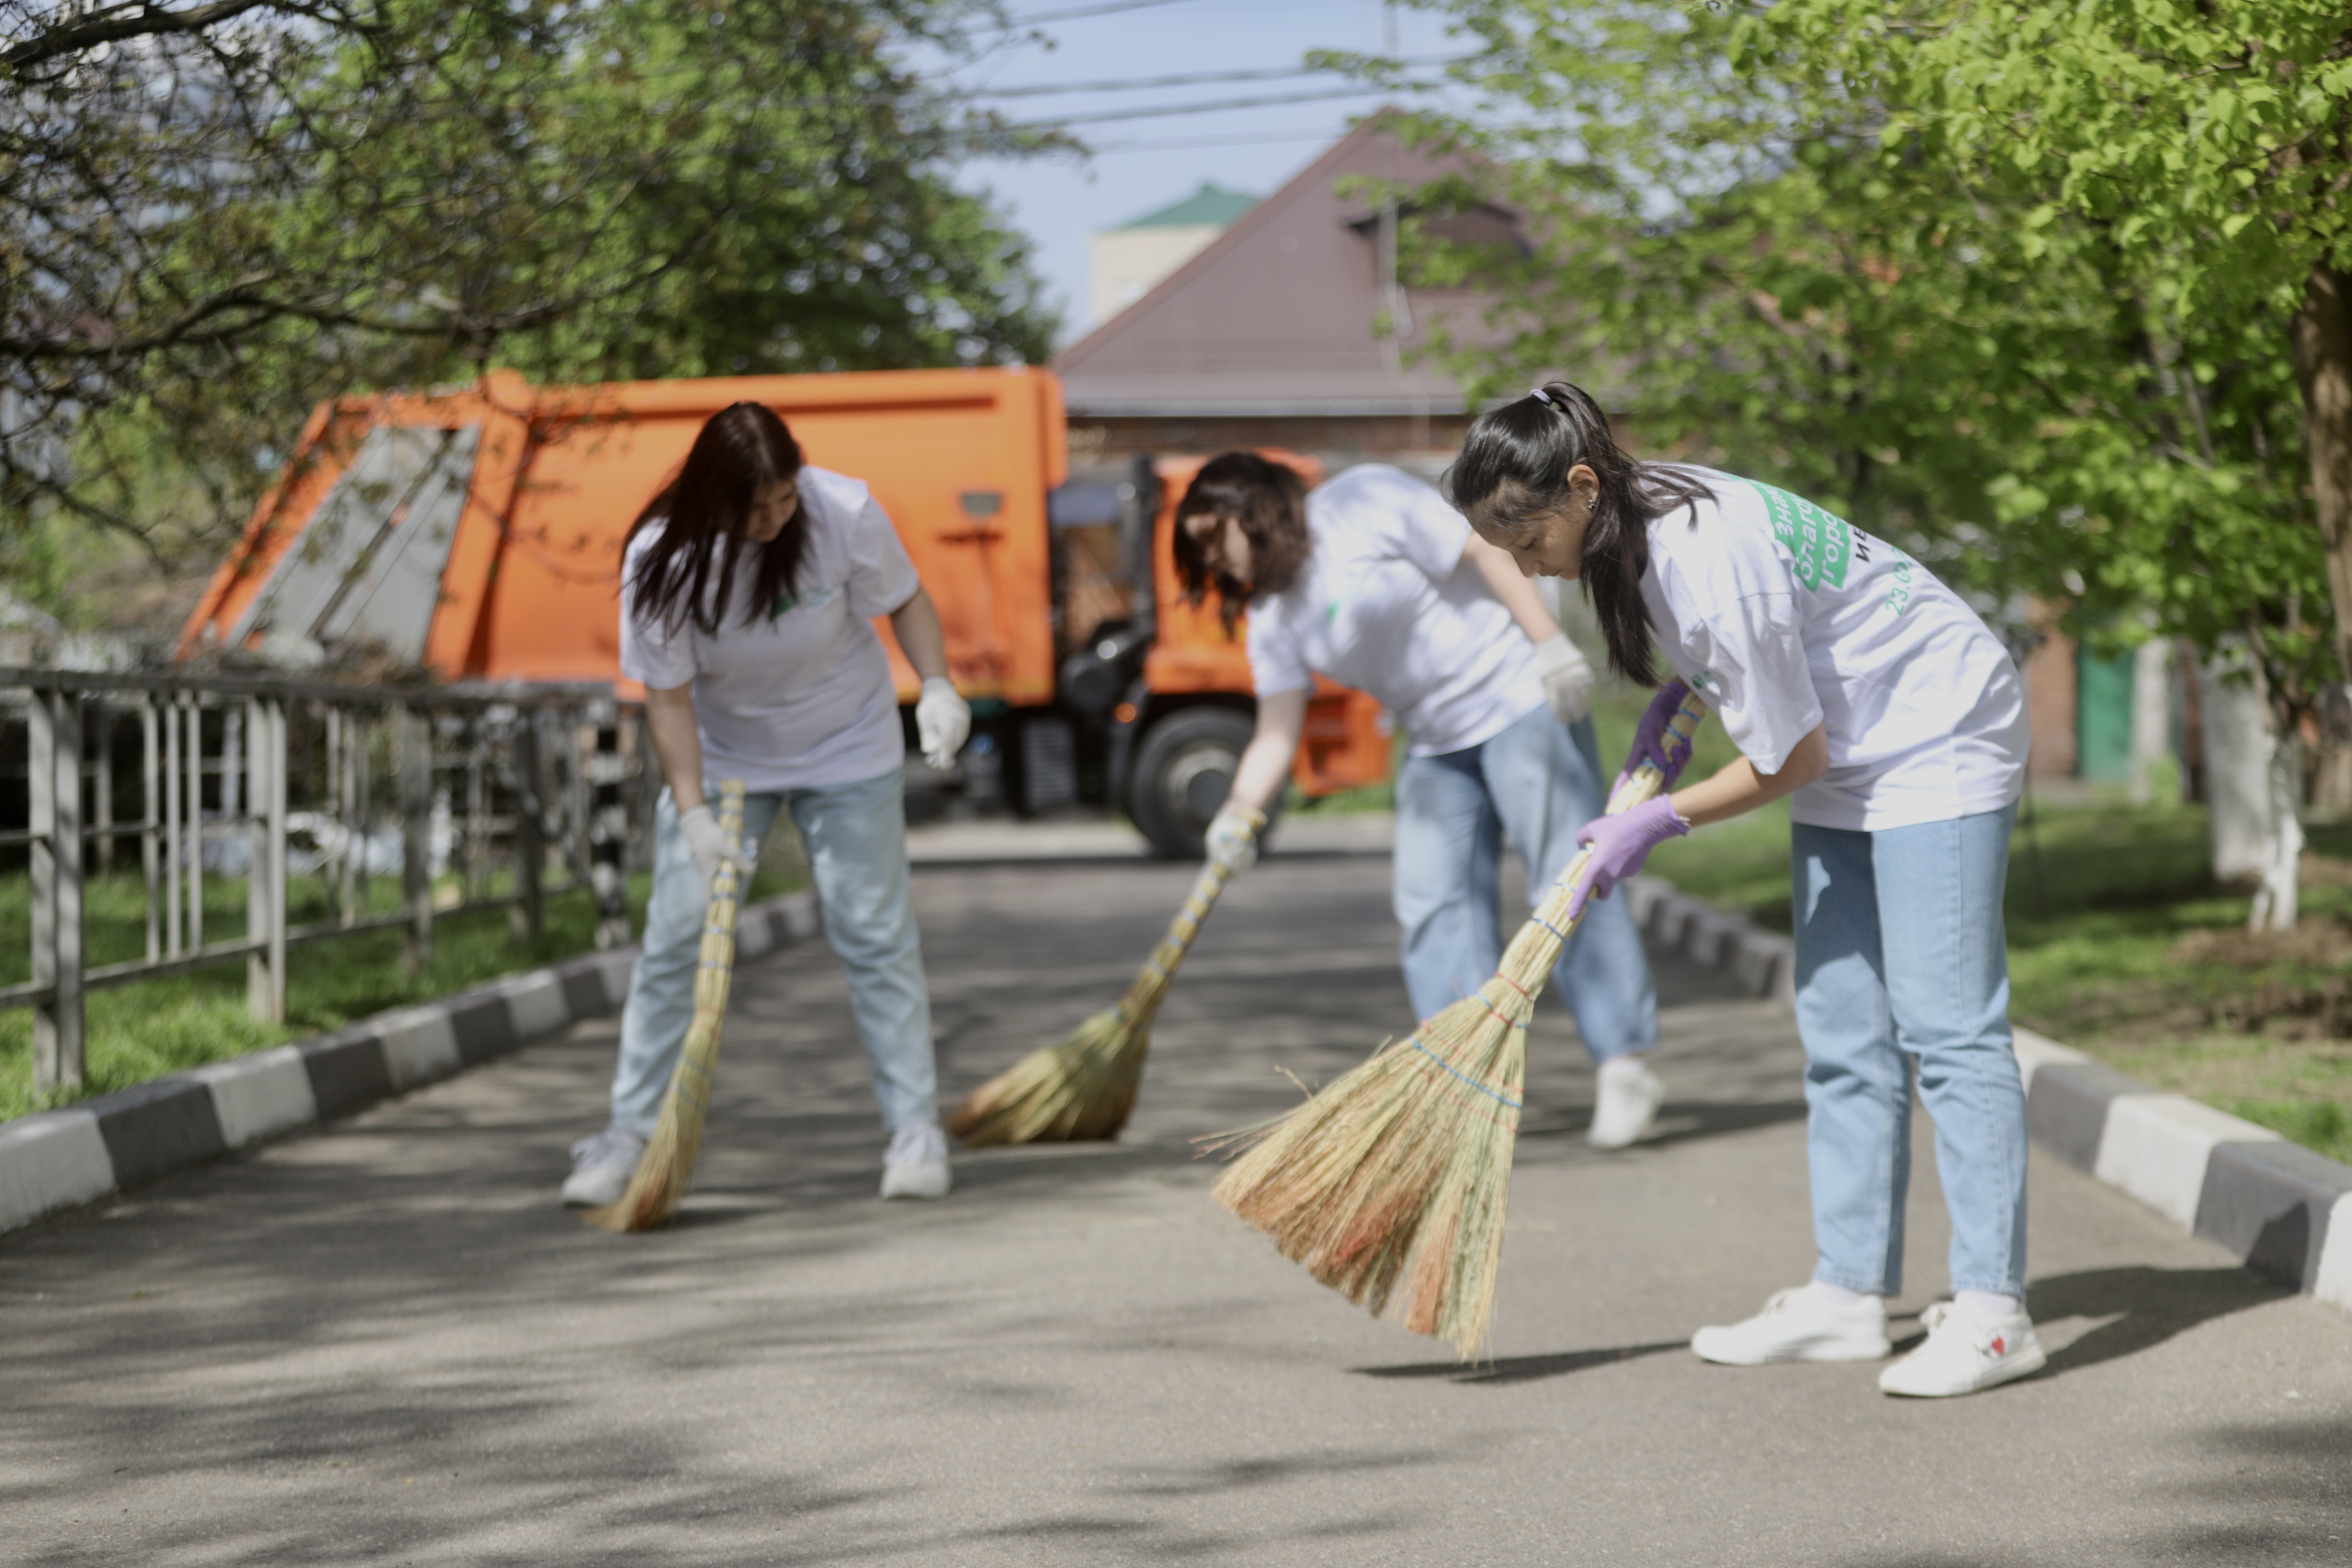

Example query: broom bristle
[948,859,1230,1146]
[1211,979,1527,1352]
[946,1003,1151,1145]
[1208,697,1707,1357]
[586,782,745,1234]
[583,1034,715,1233]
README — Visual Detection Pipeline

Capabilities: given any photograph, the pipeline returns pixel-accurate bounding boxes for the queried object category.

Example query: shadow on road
[2026,1264,2289,1378]
[2147,1412,2352,1561]
[1354,1340,1685,1386]
[1639,1096,1811,1148]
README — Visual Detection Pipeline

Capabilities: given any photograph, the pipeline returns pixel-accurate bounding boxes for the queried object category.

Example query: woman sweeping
[562,401,970,1207]
[1447,381,2038,1397]
[1177,452,1669,1150]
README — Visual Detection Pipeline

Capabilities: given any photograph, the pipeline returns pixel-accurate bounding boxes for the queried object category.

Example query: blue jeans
[1392,704,1658,1062]
[610,773,937,1139]
[1792,804,2026,1298]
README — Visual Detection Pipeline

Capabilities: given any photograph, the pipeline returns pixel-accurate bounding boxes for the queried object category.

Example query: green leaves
[1395,0,2343,723]
[4,0,1058,592]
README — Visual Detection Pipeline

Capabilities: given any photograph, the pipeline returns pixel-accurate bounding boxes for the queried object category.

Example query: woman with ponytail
[1174,452,1668,1151]
[562,402,969,1210]
[1448,382,2038,1399]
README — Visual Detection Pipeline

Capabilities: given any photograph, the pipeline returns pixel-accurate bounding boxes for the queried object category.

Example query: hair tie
[1528,387,1554,407]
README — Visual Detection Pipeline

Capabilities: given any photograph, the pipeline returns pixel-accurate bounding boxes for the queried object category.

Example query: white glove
[1204,804,1267,875]
[916,676,971,770]
[677,803,753,898]
[1532,633,1597,724]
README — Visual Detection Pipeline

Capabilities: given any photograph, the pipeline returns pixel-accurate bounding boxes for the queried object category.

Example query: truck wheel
[1128,705,1267,860]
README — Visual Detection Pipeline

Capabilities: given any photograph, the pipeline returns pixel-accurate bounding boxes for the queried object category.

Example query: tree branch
[4,1,339,75]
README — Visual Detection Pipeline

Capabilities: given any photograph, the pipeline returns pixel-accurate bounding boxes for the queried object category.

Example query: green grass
[0,858,806,1124]
[2220,1099,2352,1164]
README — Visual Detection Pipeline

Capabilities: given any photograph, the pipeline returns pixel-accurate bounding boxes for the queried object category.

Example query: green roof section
[1111,182,1257,231]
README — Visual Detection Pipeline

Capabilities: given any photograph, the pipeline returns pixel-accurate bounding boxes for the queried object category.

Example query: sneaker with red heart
[1879,1298,2046,1397]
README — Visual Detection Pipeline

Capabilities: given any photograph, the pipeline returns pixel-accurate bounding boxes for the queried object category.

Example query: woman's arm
[1669,723,1828,827]
[644,681,707,814]
[1464,530,1562,646]
[888,586,951,683]
[1223,686,1311,817]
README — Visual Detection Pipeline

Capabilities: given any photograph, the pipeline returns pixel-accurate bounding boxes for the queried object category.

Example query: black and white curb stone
[0,891,819,1235]
[1620,874,2352,1313]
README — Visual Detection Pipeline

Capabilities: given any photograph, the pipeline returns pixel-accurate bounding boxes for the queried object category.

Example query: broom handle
[1494,693,1709,980]
[1115,857,1233,1018]
[680,781,749,1089]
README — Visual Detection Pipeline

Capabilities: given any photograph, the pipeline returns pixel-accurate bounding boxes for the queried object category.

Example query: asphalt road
[4,846,2348,1565]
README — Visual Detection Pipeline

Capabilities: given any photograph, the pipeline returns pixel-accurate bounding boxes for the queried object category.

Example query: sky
[921,0,1474,349]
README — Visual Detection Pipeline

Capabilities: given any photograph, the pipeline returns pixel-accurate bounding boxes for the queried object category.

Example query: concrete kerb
[1622,873,2352,1314]
[0,890,819,1236]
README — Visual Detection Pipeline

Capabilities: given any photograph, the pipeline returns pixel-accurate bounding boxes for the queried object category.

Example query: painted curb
[0,890,819,1236]
[1623,875,1796,1007]
[1628,875,2352,1314]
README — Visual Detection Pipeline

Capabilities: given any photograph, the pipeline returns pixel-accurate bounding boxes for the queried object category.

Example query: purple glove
[1615,681,1696,796]
[1566,796,1690,921]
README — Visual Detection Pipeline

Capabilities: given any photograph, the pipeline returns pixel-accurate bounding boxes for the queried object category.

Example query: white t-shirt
[1247,464,1545,757]
[1639,467,2028,832]
[619,466,919,793]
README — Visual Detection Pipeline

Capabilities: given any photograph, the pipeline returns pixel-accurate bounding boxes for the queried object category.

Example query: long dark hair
[624,402,807,635]
[1444,380,1713,686]
[1170,451,1313,634]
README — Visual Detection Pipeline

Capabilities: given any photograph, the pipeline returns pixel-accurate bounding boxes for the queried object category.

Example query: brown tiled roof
[1052,115,1521,416]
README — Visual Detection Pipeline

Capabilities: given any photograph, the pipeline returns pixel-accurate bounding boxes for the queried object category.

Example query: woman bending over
[1177,453,1668,1150]
[1448,383,2038,1399]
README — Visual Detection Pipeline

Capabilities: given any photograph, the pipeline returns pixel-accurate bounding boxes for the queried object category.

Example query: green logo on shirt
[1748,481,1853,591]
[769,583,834,620]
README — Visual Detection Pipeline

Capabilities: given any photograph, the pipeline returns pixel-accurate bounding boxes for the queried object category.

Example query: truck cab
[1040,453,1389,856]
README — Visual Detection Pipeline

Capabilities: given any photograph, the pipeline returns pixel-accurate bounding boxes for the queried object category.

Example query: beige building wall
[1089,224,1226,324]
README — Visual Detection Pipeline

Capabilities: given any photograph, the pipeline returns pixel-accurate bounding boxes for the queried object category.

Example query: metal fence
[0,667,657,1098]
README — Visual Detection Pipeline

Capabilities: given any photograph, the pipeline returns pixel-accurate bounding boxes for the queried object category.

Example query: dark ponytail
[1444,380,1712,687]
[624,402,808,635]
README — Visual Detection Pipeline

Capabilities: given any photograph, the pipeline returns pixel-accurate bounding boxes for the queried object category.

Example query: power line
[1011,84,1422,129]
[1089,122,1362,153]
[966,56,1463,101]
[1001,0,1200,25]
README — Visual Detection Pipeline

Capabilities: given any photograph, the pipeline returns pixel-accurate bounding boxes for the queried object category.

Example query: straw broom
[949,856,1235,1145]
[586,779,749,1234]
[1208,695,1708,1357]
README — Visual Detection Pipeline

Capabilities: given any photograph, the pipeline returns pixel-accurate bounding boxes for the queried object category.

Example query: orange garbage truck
[182,368,1389,855]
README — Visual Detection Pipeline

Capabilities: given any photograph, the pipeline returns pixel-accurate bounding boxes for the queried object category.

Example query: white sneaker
[561,1128,645,1207]
[1588,1055,1665,1149]
[1879,1299,2046,1397]
[880,1122,953,1200]
[1692,1285,1893,1365]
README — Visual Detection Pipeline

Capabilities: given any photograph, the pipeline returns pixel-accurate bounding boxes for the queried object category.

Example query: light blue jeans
[1792,804,2027,1299]
[1392,704,1658,1062]
[610,772,937,1139]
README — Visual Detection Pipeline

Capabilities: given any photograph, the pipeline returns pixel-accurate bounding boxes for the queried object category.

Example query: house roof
[1052,115,1521,417]
[1112,182,1258,231]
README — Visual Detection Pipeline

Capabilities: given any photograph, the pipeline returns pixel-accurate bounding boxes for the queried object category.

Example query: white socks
[1805,1280,1877,1308]
[1803,1283,2020,1317]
